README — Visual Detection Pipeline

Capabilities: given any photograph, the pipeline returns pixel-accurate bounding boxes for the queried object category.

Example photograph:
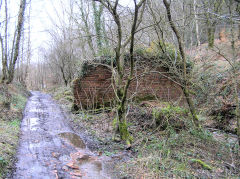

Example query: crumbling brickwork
[73,64,184,109]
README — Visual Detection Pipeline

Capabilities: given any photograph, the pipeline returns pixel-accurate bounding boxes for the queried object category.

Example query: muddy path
[13,91,112,179]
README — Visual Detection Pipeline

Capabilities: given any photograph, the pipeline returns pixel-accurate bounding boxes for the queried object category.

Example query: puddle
[29,117,40,131]
[29,142,41,149]
[65,151,110,179]
[59,132,86,149]
[79,161,105,179]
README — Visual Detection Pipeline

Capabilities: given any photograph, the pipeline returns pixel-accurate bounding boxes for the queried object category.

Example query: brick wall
[73,65,184,109]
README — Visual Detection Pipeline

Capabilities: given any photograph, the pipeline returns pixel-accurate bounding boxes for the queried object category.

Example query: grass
[0,83,28,178]
[0,119,21,178]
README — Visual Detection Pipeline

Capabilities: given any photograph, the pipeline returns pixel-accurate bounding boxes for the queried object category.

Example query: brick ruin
[73,57,184,109]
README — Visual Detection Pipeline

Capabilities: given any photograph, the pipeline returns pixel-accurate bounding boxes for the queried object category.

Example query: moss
[190,159,213,170]
[119,120,133,145]
[64,90,72,96]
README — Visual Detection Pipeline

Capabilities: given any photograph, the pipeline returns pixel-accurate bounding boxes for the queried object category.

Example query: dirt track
[13,92,111,179]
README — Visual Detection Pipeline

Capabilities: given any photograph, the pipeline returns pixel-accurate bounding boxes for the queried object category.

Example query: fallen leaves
[66,162,79,169]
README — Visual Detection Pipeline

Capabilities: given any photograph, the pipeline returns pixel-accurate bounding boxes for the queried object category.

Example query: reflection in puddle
[29,142,40,149]
[29,117,39,131]
[29,108,44,113]
[59,132,86,149]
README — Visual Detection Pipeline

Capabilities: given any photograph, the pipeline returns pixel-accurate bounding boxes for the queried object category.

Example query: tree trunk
[7,0,27,84]
[97,0,146,145]
[193,0,200,46]
[207,26,215,48]
[163,0,200,128]
[1,57,8,83]
[92,1,103,54]
[80,0,96,57]
[232,75,240,146]
[228,0,240,146]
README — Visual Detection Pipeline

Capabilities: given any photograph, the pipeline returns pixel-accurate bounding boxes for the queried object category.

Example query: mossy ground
[52,88,240,178]
[0,83,29,178]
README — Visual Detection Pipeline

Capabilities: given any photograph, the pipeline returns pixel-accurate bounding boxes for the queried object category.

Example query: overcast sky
[30,0,134,62]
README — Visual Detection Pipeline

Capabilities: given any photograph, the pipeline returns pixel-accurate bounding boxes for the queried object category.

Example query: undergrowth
[51,87,240,178]
[48,86,73,110]
[0,83,28,178]
[70,103,240,178]
[115,104,239,178]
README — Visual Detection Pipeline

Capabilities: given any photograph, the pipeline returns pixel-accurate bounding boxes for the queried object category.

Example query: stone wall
[73,65,184,109]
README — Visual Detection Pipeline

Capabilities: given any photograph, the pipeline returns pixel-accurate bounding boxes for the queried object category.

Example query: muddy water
[14,92,112,179]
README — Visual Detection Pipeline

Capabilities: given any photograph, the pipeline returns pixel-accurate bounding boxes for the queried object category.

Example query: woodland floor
[51,87,240,179]
[1,85,239,178]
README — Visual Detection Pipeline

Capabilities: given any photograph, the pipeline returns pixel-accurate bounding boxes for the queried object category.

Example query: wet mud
[13,92,112,179]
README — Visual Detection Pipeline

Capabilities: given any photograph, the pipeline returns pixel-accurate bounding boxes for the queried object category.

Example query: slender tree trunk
[92,1,103,54]
[207,26,216,48]
[97,0,146,145]
[163,0,200,128]
[233,74,240,146]
[1,0,8,83]
[7,0,27,84]
[102,15,109,48]
[228,1,240,146]
[193,0,200,46]
[80,0,96,57]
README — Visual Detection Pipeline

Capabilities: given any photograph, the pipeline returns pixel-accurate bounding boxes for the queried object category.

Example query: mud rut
[14,92,112,179]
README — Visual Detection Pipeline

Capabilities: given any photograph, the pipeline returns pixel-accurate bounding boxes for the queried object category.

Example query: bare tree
[95,0,146,145]
[0,0,27,84]
[163,0,200,128]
